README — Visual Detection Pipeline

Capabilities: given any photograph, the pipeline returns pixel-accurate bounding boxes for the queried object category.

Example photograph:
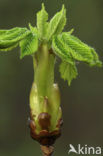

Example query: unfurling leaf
[60,33,102,67]
[29,23,38,36]
[20,32,38,59]
[90,48,102,67]
[59,61,78,86]
[37,3,48,40]
[52,36,74,65]
[47,5,66,41]
[0,27,30,51]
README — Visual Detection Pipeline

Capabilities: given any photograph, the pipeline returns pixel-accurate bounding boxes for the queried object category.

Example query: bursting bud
[29,82,63,146]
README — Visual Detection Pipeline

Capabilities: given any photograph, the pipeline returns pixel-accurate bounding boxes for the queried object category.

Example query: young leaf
[90,48,102,67]
[47,5,66,41]
[60,33,102,67]
[29,23,38,35]
[37,3,48,40]
[20,32,38,59]
[52,36,74,65]
[59,61,78,86]
[0,27,30,51]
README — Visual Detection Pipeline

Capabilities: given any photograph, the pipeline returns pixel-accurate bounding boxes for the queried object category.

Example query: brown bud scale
[29,112,63,146]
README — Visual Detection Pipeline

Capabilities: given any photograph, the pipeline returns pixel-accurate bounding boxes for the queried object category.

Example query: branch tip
[41,145,54,156]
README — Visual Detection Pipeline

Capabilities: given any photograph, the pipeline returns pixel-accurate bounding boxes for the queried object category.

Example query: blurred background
[0,0,103,155]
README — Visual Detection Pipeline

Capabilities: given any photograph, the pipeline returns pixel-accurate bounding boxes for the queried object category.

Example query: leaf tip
[96,61,102,67]
[28,23,31,29]
[42,3,45,10]
[20,55,23,59]
[68,81,71,86]
[68,28,74,34]
[62,4,65,10]
[62,4,66,13]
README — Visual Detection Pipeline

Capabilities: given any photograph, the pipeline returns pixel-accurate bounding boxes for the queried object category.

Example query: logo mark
[68,144,102,155]
[68,144,78,154]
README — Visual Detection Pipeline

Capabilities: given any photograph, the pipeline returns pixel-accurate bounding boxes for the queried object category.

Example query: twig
[41,145,54,156]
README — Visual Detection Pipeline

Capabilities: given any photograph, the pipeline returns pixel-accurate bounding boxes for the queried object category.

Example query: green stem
[30,44,61,133]
[33,44,55,97]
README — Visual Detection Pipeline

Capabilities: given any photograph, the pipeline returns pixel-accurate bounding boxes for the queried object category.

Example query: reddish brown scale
[29,97,63,146]
[49,48,54,54]
[56,118,63,128]
[29,120,36,130]
[29,117,62,146]
[38,112,51,130]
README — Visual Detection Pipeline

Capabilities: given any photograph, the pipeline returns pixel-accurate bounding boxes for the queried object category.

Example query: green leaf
[59,61,78,86]
[52,35,74,65]
[20,32,38,59]
[60,33,102,67]
[47,5,66,41]
[29,23,38,36]
[0,27,30,51]
[90,48,102,67]
[37,3,48,40]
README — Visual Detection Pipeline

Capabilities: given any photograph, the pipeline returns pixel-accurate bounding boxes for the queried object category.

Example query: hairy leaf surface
[20,32,38,59]
[29,23,38,36]
[52,36,74,65]
[47,5,66,41]
[59,61,78,85]
[0,27,30,51]
[60,33,102,66]
[37,3,48,40]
